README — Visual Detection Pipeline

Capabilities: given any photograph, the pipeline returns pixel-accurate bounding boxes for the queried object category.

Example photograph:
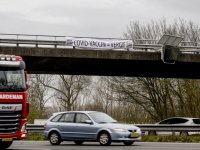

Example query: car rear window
[193,119,200,124]
[51,114,63,122]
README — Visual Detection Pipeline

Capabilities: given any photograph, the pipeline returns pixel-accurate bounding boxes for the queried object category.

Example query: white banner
[66,37,133,50]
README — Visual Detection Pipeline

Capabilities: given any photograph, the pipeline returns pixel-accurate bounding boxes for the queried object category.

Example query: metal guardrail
[0,33,200,52]
[27,124,45,133]
[0,38,66,48]
[135,124,200,132]
[27,124,200,133]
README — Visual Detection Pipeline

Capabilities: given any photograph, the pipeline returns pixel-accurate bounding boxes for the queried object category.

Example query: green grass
[23,133,200,143]
[139,135,200,143]
[23,133,48,141]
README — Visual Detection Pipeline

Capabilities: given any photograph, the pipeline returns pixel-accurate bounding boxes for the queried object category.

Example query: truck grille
[0,111,22,135]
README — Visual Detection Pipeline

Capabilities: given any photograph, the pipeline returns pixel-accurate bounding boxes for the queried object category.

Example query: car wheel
[74,141,84,145]
[148,131,156,136]
[180,131,188,136]
[49,132,61,145]
[123,141,134,145]
[1,141,13,149]
[99,131,111,146]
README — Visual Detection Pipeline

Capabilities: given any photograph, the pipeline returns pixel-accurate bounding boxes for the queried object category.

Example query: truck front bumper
[0,119,27,140]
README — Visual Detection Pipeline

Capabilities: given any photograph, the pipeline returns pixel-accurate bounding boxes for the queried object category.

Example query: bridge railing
[27,124,200,133]
[0,33,66,48]
[0,33,200,52]
[0,33,66,40]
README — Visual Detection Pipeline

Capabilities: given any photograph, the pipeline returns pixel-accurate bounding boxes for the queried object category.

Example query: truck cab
[0,54,29,149]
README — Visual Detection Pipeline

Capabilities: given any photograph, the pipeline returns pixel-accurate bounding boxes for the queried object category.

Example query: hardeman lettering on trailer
[66,37,133,50]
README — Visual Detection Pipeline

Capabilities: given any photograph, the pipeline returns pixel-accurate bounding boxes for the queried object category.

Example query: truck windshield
[0,70,26,92]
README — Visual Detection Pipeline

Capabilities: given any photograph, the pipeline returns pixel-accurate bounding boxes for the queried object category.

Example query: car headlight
[114,128,126,132]
[137,128,141,132]
[21,123,27,132]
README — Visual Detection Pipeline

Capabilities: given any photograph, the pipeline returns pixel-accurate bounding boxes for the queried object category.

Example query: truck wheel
[1,141,13,149]
[123,141,134,145]
[99,131,111,146]
[49,132,61,145]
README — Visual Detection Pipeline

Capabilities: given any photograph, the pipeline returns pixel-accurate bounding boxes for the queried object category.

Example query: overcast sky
[0,0,200,39]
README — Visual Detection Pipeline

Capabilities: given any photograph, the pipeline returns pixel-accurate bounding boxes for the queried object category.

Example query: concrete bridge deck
[0,46,199,78]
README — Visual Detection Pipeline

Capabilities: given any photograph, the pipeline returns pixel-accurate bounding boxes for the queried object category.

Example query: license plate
[2,138,13,142]
[131,134,139,137]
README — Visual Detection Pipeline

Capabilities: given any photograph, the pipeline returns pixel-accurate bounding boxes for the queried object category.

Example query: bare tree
[38,75,92,111]
[27,74,53,123]
[124,17,200,45]
[106,18,200,122]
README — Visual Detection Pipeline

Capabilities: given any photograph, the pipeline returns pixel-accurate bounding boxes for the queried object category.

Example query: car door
[170,118,189,136]
[73,113,96,140]
[158,118,171,136]
[56,113,75,140]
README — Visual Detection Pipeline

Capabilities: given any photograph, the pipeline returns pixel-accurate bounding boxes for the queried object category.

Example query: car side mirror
[85,120,93,124]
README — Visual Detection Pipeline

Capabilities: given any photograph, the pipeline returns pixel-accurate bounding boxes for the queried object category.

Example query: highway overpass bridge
[0,33,200,79]
[0,46,200,79]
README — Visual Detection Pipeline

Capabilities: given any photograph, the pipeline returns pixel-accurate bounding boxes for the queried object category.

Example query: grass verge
[23,133,48,141]
[139,135,200,143]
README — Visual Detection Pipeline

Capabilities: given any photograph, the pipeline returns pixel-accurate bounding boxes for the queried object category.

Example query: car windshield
[88,112,117,123]
[0,70,26,91]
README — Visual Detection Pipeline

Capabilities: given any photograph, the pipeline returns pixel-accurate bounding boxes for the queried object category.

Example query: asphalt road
[8,141,200,150]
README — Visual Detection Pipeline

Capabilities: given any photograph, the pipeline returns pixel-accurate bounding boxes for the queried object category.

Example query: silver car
[44,111,141,146]
[148,117,200,136]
